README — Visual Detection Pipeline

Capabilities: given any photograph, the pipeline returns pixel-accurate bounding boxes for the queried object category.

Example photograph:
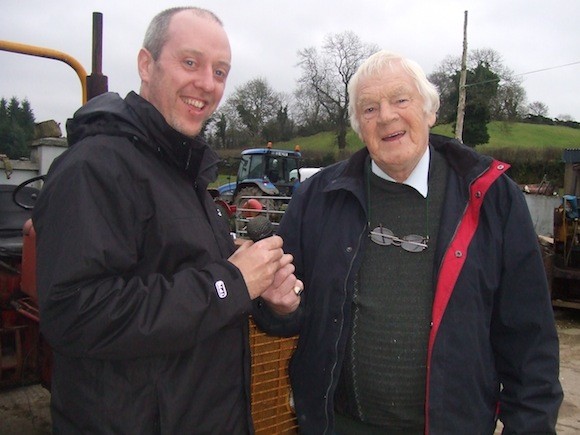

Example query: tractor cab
[236,148,301,197]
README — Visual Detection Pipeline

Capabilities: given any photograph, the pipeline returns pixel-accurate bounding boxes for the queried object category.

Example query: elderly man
[254,50,562,434]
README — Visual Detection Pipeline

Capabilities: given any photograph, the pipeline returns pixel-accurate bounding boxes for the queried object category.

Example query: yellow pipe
[0,40,88,103]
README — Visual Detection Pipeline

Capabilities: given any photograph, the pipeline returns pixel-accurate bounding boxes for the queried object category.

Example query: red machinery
[0,183,47,388]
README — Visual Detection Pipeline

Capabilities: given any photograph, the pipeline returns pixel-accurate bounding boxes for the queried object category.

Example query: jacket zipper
[323,220,368,434]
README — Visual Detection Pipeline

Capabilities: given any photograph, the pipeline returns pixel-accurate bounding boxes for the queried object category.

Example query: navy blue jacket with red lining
[253,134,562,434]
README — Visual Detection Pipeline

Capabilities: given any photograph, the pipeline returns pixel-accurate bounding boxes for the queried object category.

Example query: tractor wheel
[233,187,277,237]
[234,187,276,214]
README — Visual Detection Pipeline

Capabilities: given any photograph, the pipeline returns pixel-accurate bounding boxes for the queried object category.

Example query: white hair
[348,50,440,136]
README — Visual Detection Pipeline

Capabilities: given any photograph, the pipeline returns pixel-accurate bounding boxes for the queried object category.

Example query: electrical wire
[463,60,580,88]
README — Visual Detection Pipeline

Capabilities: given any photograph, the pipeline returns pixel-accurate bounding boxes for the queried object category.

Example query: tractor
[0,180,47,388]
[209,145,320,237]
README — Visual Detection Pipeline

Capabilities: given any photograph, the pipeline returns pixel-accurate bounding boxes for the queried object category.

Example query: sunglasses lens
[370,227,394,246]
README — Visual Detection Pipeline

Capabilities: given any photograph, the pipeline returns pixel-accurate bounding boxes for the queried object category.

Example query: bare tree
[296,31,378,149]
[556,114,574,122]
[493,80,527,120]
[429,48,527,123]
[470,49,527,121]
[291,85,331,136]
[234,78,280,135]
[222,77,282,146]
[428,56,460,124]
[527,101,549,117]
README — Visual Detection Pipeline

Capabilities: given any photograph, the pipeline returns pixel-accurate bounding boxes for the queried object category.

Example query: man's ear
[427,111,437,128]
[137,48,153,82]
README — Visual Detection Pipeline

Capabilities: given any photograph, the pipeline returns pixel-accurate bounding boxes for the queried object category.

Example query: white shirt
[371,146,430,198]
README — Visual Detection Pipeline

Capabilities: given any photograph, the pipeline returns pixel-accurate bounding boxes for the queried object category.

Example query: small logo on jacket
[215,280,227,298]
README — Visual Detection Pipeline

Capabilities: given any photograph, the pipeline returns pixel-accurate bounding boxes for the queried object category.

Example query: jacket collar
[325,146,368,194]
[331,133,493,195]
[428,133,492,179]
[125,92,219,188]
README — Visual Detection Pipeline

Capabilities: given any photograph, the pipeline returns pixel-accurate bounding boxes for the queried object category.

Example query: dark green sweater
[335,151,448,433]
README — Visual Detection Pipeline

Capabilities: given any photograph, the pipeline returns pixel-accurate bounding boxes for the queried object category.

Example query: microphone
[246,215,303,297]
[246,215,275,241]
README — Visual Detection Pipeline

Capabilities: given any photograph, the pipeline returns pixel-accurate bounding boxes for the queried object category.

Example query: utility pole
[455,10,468,142]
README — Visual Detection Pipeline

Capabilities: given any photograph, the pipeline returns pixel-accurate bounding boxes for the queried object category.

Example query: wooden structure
[249,319,298,434]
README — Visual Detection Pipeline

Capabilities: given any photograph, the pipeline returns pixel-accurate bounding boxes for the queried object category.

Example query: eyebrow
[358,85,413,104]
[388,85,413,97]
[217,60,232,73]
[179,49,231,70]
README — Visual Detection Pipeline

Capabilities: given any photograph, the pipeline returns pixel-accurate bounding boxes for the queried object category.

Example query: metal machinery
[0,11,107,390]
[210,145,302,219]
[209,144,321,239]
[0,184,44,387]
[552,149,580,309]
[223,145,303,203]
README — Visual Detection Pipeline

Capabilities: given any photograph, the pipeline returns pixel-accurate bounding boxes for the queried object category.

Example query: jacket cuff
[204,259,253,316]
[251,297,302,337]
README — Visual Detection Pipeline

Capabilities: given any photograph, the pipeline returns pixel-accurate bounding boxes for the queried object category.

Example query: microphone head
[246,215,275,242]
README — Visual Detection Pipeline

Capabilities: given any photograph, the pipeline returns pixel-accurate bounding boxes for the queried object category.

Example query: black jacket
[33,92,253,434]
[253,135,562,434]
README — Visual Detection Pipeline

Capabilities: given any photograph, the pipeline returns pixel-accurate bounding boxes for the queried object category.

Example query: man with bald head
[33,7,300,433]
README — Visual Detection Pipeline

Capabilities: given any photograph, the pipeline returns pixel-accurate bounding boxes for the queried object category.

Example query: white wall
[0,137,67,187]
[524,193,561,237]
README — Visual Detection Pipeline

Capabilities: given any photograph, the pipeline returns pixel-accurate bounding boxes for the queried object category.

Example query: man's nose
[378,101,398,122]
[194,67,216,92]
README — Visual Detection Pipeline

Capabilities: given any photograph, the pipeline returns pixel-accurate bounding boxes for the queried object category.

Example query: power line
[463,60,580,88]
[515,60,580,78]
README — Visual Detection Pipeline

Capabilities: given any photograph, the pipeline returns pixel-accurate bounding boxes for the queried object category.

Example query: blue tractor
[210,146,303,226]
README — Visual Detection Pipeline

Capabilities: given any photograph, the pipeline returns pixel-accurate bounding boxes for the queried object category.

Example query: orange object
[249,317,298,434]
[241,198,263,218]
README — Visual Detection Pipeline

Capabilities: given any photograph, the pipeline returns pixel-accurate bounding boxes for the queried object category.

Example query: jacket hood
[65,92,219,187]
[66,92,146,146]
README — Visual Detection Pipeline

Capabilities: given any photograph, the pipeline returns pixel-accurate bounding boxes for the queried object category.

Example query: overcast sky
[1,0,579,136]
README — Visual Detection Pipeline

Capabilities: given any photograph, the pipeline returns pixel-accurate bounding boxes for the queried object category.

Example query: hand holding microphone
[246,215,275,242]
[228,216,298,301]
[247,216,303,315]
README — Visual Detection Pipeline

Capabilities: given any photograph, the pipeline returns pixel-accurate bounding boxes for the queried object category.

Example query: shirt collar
[371,146,430,198]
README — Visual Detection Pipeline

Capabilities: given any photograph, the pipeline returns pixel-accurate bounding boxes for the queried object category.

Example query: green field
[213,122,580,187]
[268,122,580,154]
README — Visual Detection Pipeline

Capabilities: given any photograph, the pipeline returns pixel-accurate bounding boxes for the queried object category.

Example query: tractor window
[237,155,250,181]
[238,154,265,181]
[283,158,300,182]
[267,158,280,182]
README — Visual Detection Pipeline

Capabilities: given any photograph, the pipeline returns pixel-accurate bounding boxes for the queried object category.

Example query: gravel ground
[1,308,579,434]
[553,307,580,433]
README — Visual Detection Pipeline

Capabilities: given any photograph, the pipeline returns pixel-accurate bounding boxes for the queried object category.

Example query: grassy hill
[269,121,580,155]
[215,122,580,187]
[432,122,580,152]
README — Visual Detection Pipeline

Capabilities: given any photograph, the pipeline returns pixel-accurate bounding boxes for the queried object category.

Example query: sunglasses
[369,225,429,253]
